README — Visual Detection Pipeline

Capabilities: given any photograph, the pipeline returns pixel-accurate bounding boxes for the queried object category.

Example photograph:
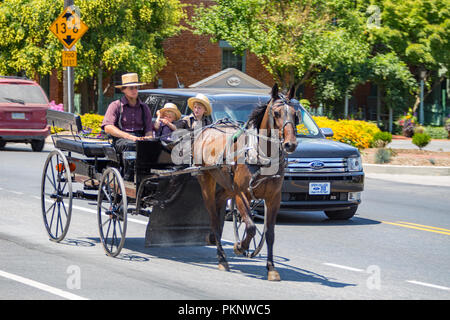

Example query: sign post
[49,4,88,113]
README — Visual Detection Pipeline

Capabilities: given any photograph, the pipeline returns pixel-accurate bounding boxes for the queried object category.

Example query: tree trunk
[412,95,420,114]
[376,85,381,127]
[79,79,90,114]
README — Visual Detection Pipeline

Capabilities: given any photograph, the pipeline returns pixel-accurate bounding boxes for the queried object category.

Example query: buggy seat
[54,138,114,158]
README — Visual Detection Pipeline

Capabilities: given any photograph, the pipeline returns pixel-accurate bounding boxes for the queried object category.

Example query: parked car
[0,76,50,151]
[139,88,364,220]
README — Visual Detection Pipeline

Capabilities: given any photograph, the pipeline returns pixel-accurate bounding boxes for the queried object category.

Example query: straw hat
[115,73,146,89]
[187,93,212,116]
[158,103,181,120]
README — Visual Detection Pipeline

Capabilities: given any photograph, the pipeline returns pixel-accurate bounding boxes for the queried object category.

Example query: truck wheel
[324,205,358,220]
[31,139,45,152]
[0,141,6,149]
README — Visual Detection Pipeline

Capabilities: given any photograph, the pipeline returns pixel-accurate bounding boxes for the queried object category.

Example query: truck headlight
[347,156,362,172]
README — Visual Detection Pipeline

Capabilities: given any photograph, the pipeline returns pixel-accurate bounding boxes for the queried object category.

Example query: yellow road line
[396,221,450,233]
[382,221,450,236]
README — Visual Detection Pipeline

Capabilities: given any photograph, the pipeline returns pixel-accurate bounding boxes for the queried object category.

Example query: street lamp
[419,69,426,125]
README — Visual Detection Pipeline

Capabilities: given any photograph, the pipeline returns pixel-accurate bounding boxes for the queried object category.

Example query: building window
[220,40,245,72]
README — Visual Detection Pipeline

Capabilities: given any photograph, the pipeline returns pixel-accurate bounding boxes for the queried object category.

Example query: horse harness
[216,96,297,200]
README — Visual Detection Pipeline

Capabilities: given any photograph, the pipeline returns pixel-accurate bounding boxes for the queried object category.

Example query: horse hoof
[233,242,244,256]
[218,262,230,272]
[268,270,281,281]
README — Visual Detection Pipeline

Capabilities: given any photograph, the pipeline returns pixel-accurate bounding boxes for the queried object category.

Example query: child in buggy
[153,103,181,142]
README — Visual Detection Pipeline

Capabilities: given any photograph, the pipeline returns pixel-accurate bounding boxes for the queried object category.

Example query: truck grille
[286,158,347,173]
[288,192,348,201]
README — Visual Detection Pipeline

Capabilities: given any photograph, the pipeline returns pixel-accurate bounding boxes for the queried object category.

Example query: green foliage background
[0,0,185,83]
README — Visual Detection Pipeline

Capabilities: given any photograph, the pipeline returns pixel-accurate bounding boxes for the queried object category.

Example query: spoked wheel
[97,168,127,257]
[41,149,73,242]
[232,199,266,258]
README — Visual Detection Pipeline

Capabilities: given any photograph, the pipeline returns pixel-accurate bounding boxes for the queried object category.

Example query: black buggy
[41,109,267,258]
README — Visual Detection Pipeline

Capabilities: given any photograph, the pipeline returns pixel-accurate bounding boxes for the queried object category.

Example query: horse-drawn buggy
[41,84,300,281]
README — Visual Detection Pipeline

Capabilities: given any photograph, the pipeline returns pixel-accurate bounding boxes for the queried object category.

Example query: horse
[193,83,299,281]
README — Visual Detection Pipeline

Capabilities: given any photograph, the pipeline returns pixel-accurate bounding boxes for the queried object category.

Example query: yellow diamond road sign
[50,7,88,49]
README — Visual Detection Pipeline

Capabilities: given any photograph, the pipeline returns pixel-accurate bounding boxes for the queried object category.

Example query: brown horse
[193,84,299,281]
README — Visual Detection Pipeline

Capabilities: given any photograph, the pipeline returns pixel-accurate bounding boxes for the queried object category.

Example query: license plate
[309,182,330,195]
[11,112,25,120]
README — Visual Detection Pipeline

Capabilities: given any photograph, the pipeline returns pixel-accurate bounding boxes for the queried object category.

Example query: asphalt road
[0,143,449,301]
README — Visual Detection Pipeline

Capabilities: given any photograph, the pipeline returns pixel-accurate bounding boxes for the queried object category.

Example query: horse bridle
[267,96,298,143]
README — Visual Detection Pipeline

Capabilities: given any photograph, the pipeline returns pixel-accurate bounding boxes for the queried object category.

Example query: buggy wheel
[41,149,73,242]
[232,199,266,258]
[97,168,127,257]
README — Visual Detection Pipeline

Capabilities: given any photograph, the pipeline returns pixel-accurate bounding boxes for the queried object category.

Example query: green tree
[0,0,185,111]
[76,0,185,83]
[0,0,61,77]
[367,0,450,112]
[367,52,417,130]
[190,0,370,92]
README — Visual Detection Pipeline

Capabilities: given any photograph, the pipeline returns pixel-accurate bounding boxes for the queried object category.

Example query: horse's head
[267,84,300,154]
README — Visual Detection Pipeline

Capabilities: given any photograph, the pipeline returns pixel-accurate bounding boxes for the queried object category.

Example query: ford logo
[309,160,325,169]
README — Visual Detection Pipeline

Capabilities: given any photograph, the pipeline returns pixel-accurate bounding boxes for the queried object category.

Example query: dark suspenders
[117,100,147,135]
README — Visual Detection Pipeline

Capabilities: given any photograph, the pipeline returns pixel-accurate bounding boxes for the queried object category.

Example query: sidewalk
[365,136,450,186]
[365,172,450,187]
[388,136,450,152]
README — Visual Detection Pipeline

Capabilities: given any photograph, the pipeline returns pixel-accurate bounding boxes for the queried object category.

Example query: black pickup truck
[139,88,364,220]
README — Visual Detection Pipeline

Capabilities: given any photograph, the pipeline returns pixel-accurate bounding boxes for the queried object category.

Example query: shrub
[49,101,65,133]
[424,126,447,139]
[299,99,311,111]
[49,113,106,138]
[397,108,417,137]
[445,117,450,128]
[313,116,381,149]
[372,131,392,148]
[414,125,425,134]
[412,132,431,150]
[79,113,105,138]
[50,126,64,134]
[374,148,393,164]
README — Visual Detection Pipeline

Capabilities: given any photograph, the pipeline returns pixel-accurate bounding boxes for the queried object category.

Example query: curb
[363,164,450,176]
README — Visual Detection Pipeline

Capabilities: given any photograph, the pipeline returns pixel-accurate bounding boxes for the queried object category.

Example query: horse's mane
[248,102,268,129]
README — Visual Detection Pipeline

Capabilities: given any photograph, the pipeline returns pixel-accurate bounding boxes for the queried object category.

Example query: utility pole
[344,93,349,119]
[63,0,74,113]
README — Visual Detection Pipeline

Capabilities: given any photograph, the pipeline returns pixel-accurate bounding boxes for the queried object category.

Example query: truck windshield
[211,101,321,138]
[0,83,48,105]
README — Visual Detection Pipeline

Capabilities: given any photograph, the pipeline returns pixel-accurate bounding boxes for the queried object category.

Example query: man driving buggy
[101,73,153,181]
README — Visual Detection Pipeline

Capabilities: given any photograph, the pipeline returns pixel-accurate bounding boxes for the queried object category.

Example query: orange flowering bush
[312,116,380,149]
